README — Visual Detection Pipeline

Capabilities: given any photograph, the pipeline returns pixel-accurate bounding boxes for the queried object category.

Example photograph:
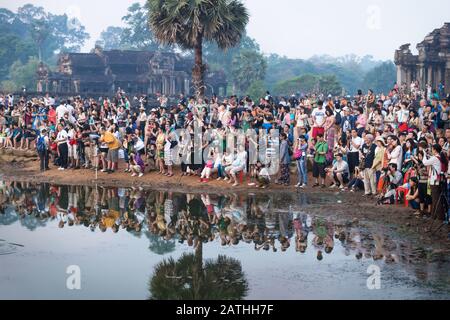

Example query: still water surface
[0,181,449,300]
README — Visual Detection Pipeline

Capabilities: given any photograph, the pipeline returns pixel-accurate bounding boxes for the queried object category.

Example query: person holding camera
[377,163,403,205]
[422,144,447,221]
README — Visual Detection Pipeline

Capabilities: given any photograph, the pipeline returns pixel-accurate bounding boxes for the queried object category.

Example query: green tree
[0,34,36,80]
[273,74,342,96]
[318,74,342,96]
[97,26,126,50]
[247,80,266,101]
[231,50,267,95]
[149,243,248,300]
[1,56,40,91]
[147,0,249,98]
[274,74,319,96]
[361,61,396,94]
[17,4,89,61]
[121,3,161,51]
[203,34,259,75]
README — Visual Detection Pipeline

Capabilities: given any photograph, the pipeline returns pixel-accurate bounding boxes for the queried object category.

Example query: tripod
[430,182,449,235]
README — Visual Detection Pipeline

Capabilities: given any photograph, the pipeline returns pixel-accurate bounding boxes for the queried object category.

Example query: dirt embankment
[1,153,449,247]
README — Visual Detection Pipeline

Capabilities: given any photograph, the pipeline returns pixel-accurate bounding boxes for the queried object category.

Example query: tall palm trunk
[192,241,203,299]
[192,34,205,98]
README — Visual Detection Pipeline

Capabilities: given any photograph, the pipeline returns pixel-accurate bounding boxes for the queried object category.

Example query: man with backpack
[37,128,50,172]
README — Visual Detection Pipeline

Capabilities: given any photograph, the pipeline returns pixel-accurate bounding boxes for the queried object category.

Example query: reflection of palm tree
[147,232,176,255]
[149,243,248,300]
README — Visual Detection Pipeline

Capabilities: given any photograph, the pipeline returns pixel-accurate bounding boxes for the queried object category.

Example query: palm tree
[149,242,249,300]
[147,0,249,98]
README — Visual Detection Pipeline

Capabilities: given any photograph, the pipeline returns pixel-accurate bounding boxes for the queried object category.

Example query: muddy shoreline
[1,159,449,248]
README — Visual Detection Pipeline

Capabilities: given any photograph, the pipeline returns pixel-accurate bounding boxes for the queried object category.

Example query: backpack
[335,111,342,126]
[36,136,46,153]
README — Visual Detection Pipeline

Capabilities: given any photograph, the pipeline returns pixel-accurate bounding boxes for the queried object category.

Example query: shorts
[313,162,326,178]
[230,165,244,175]
[334,172,349,184]
[312,127,324,139]
[68,144,78,160]
[107,148,119,163]
[100,147,109,154]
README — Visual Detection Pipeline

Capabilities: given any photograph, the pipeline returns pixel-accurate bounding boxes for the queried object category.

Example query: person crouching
[129,152,145,177]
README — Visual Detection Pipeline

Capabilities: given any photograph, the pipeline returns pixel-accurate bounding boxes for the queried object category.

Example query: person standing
[295,135,308,188]
[347,129,362,177]
[361,134,377,197]
[55,124,69,170]
[422,144,446,221]
[99,126,120,174]
[37,128,50,172]
[277,133,291,186]
[312,134,328,188]
[311,101,326,139]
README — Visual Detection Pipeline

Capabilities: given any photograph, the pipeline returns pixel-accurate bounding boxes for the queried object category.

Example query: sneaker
[138,173,144,178]
[224,177,229,181]
[329,184,337,189]
[248,182,256,186]
[232,183,239,187]
[300,184,307,189]
[312,183,319,188]
[202,179,209,183]
[216,177,222,181]
[295,183,301,188]
[131,173,137,177]
[100,169,107,172]
[321,184,326,188]
[107,170,114,174]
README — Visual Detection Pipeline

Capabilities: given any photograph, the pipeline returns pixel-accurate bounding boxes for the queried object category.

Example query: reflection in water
[0,180,449,299]
[149,243,248,300]
[0,180,442,261]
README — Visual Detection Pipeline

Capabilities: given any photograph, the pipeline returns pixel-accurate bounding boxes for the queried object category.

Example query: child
[256,163,271,189]
[200,155,214,183]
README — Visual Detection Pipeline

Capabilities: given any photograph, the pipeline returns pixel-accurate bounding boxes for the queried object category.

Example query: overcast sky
[1,0,449,60]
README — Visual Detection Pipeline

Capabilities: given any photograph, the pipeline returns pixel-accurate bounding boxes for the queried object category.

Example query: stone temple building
[395,23,450,95]
[36,48,227,97]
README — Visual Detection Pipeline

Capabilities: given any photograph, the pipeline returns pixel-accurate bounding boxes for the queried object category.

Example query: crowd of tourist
[0,83,449,223]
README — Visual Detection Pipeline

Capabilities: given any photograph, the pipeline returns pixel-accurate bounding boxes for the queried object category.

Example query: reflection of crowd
[0,181,418,262]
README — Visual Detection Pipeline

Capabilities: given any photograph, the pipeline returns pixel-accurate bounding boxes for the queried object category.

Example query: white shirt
[422,154,442,186]
[397,109,409,123]
[311,107,326,127]
[389,145,403,170]
[56,129,68,145]
[349,136,363,153]
[56,104,68,121]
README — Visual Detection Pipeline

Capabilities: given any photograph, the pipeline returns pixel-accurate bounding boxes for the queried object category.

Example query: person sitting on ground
[347,166,365,192]
[256,162,271,189]
[227,145,247,187]
[327,153,350,190]
[200,153,214,183]
[405,177,420,214]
